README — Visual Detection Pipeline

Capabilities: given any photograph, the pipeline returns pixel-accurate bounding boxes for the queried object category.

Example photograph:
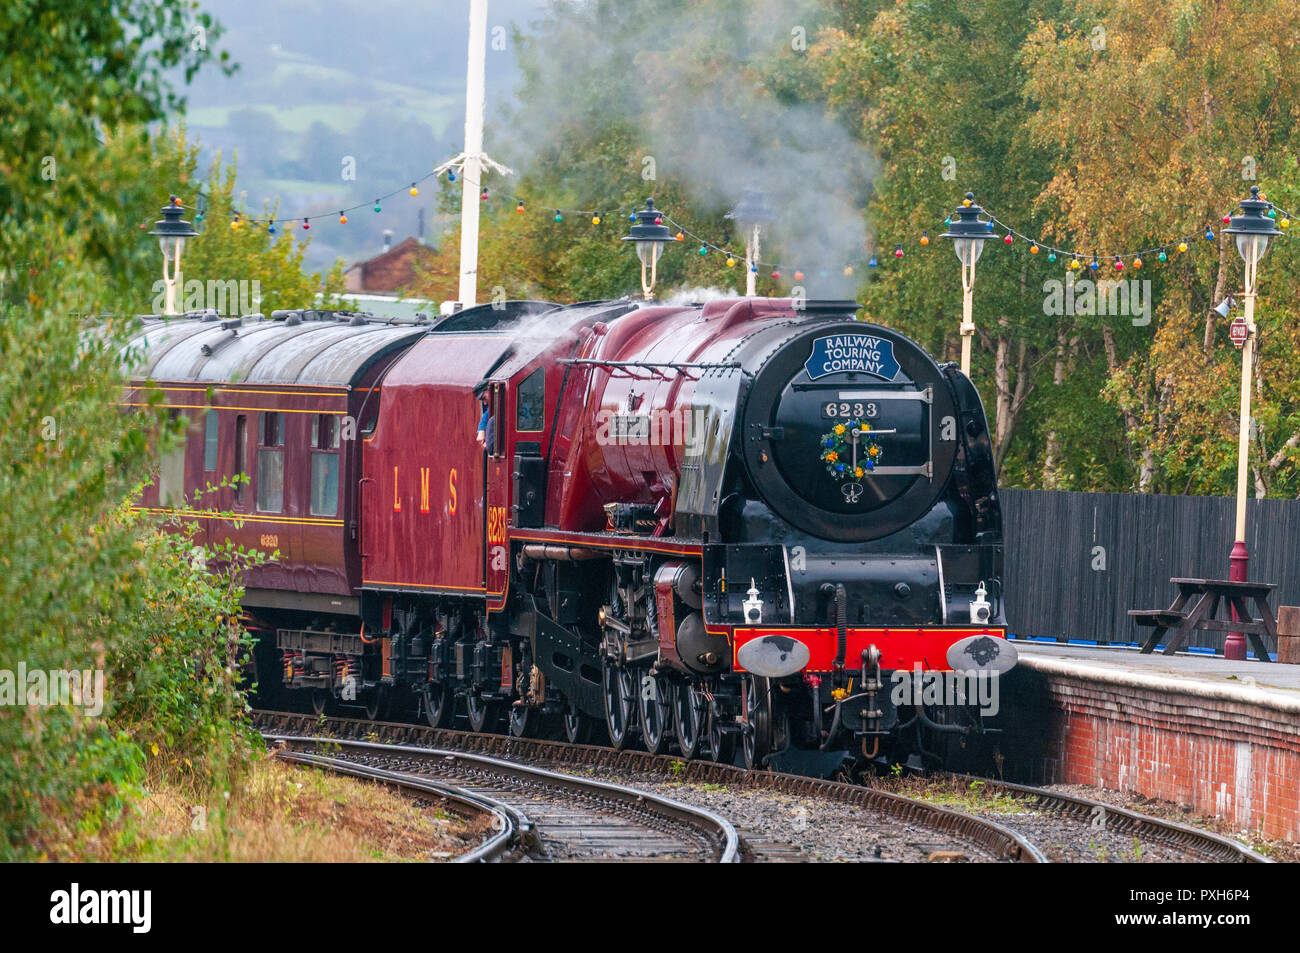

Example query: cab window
[516,368,544,432]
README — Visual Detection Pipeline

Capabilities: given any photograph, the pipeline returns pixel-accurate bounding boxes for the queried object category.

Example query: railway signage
[804,334,901,381]
[1229,315,1249,347]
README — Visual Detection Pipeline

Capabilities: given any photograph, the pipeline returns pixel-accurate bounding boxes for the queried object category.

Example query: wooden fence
[1000,488,1300,651]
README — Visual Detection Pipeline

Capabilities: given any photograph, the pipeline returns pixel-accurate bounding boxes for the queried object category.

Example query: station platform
[995,638,1300,842]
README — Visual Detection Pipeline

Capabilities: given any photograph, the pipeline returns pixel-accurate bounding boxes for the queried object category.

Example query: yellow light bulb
[726,257,736,267]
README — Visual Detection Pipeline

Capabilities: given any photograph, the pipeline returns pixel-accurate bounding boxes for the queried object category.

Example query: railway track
[255,710,1042,862]
[268,732,740,862]
[937,774,1272,864]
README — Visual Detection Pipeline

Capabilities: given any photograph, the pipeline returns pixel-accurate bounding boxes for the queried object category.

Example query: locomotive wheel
[602,659,638,750]
[562,702,595,745]
[673,682,707,760]
[741,676,773,770]
[508,704,541,738]
[637,672,672,756]
[363,686,391,721]
[422,682,454,729]
[466,693,503,733]
[708,699,737,766]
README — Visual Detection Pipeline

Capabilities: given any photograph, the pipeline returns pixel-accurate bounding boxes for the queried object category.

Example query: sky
[177,0,548,271]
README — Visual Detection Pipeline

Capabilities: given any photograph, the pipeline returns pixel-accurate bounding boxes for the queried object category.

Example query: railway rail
[941,774,1272,864]
[268,731,741,862]
[255,710,1043,862]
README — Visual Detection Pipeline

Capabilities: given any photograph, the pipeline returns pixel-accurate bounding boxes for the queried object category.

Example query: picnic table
[1129,578,1277,661]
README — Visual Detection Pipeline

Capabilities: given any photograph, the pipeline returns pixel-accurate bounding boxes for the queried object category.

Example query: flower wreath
[819,420,882,481]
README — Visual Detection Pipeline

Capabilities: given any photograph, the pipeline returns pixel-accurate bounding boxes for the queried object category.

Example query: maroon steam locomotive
[125,293,1015,770]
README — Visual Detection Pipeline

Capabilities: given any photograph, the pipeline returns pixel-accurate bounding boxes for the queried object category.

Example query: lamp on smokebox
[1219,185,1283,660]
[148,195,199,316]
[726,188,775,296]
[621,199,675,300]
[939,192,993,378]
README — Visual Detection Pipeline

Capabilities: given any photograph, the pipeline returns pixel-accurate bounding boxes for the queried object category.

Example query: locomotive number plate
[821,400,880,420]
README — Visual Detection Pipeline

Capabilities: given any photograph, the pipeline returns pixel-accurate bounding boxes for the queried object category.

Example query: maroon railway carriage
[132,297,1013,770]
[123,309,426,711]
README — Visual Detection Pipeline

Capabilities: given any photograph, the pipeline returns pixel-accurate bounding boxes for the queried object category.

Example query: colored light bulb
[302,219,310,230]
[1177,241,1187,252]
[1030,243,1039,254]
[516,202,524,213]
[409,185,419,196]
[1047,252,1056,262]
[1158,250,1168,262]
[726,257,736,267]
[554,211,563,223]
[339,213,348,224]
[699,245,707,256]
[591,214,601,225]
[373,203,381,213]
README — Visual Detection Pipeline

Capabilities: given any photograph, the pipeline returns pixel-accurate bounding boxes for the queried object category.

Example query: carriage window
[309,414,339,516]
[257,411,284,512]
[311,413,340,449]
[157,409,185,506]
[517,369,544,432]
[158,446,186,506]
[262,411,284,447]
[203,410,219,472]
[310,453,339,516]
[234,415,247,505]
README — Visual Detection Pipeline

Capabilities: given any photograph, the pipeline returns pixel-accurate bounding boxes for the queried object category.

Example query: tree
[1023,0,1300,495]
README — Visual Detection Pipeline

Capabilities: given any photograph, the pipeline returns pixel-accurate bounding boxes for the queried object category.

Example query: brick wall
[996,666,1300,842]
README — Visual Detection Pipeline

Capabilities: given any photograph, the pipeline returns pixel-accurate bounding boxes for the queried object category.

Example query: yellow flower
[150,743,159,756]
[854,467,863,478]
[868,445,880,457]
[833,424,846,435]
[824,451,837,463]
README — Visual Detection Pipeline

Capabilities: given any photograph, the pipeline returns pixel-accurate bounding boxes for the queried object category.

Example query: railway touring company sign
[804,334,901,381]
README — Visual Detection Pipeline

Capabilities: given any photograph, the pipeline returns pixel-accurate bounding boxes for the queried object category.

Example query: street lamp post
[940,192,993,377]
[1221,185,1282,660]
[148,196,199,316]
[621,199,675,300]
[726,189,775,297]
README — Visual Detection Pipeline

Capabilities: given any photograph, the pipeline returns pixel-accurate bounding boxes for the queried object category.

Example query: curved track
[256,710,1042,862]
[943,774,1272,864]
[269,732,740,862]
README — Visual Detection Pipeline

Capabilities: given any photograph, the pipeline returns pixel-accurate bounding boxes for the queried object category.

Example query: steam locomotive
[125,292,1015,770]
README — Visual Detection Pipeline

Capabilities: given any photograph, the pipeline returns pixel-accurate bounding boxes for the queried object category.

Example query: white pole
[457,0,489,309]
[959,256,976,376]
[1234,258,1257,543]
[746,224,760,296]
